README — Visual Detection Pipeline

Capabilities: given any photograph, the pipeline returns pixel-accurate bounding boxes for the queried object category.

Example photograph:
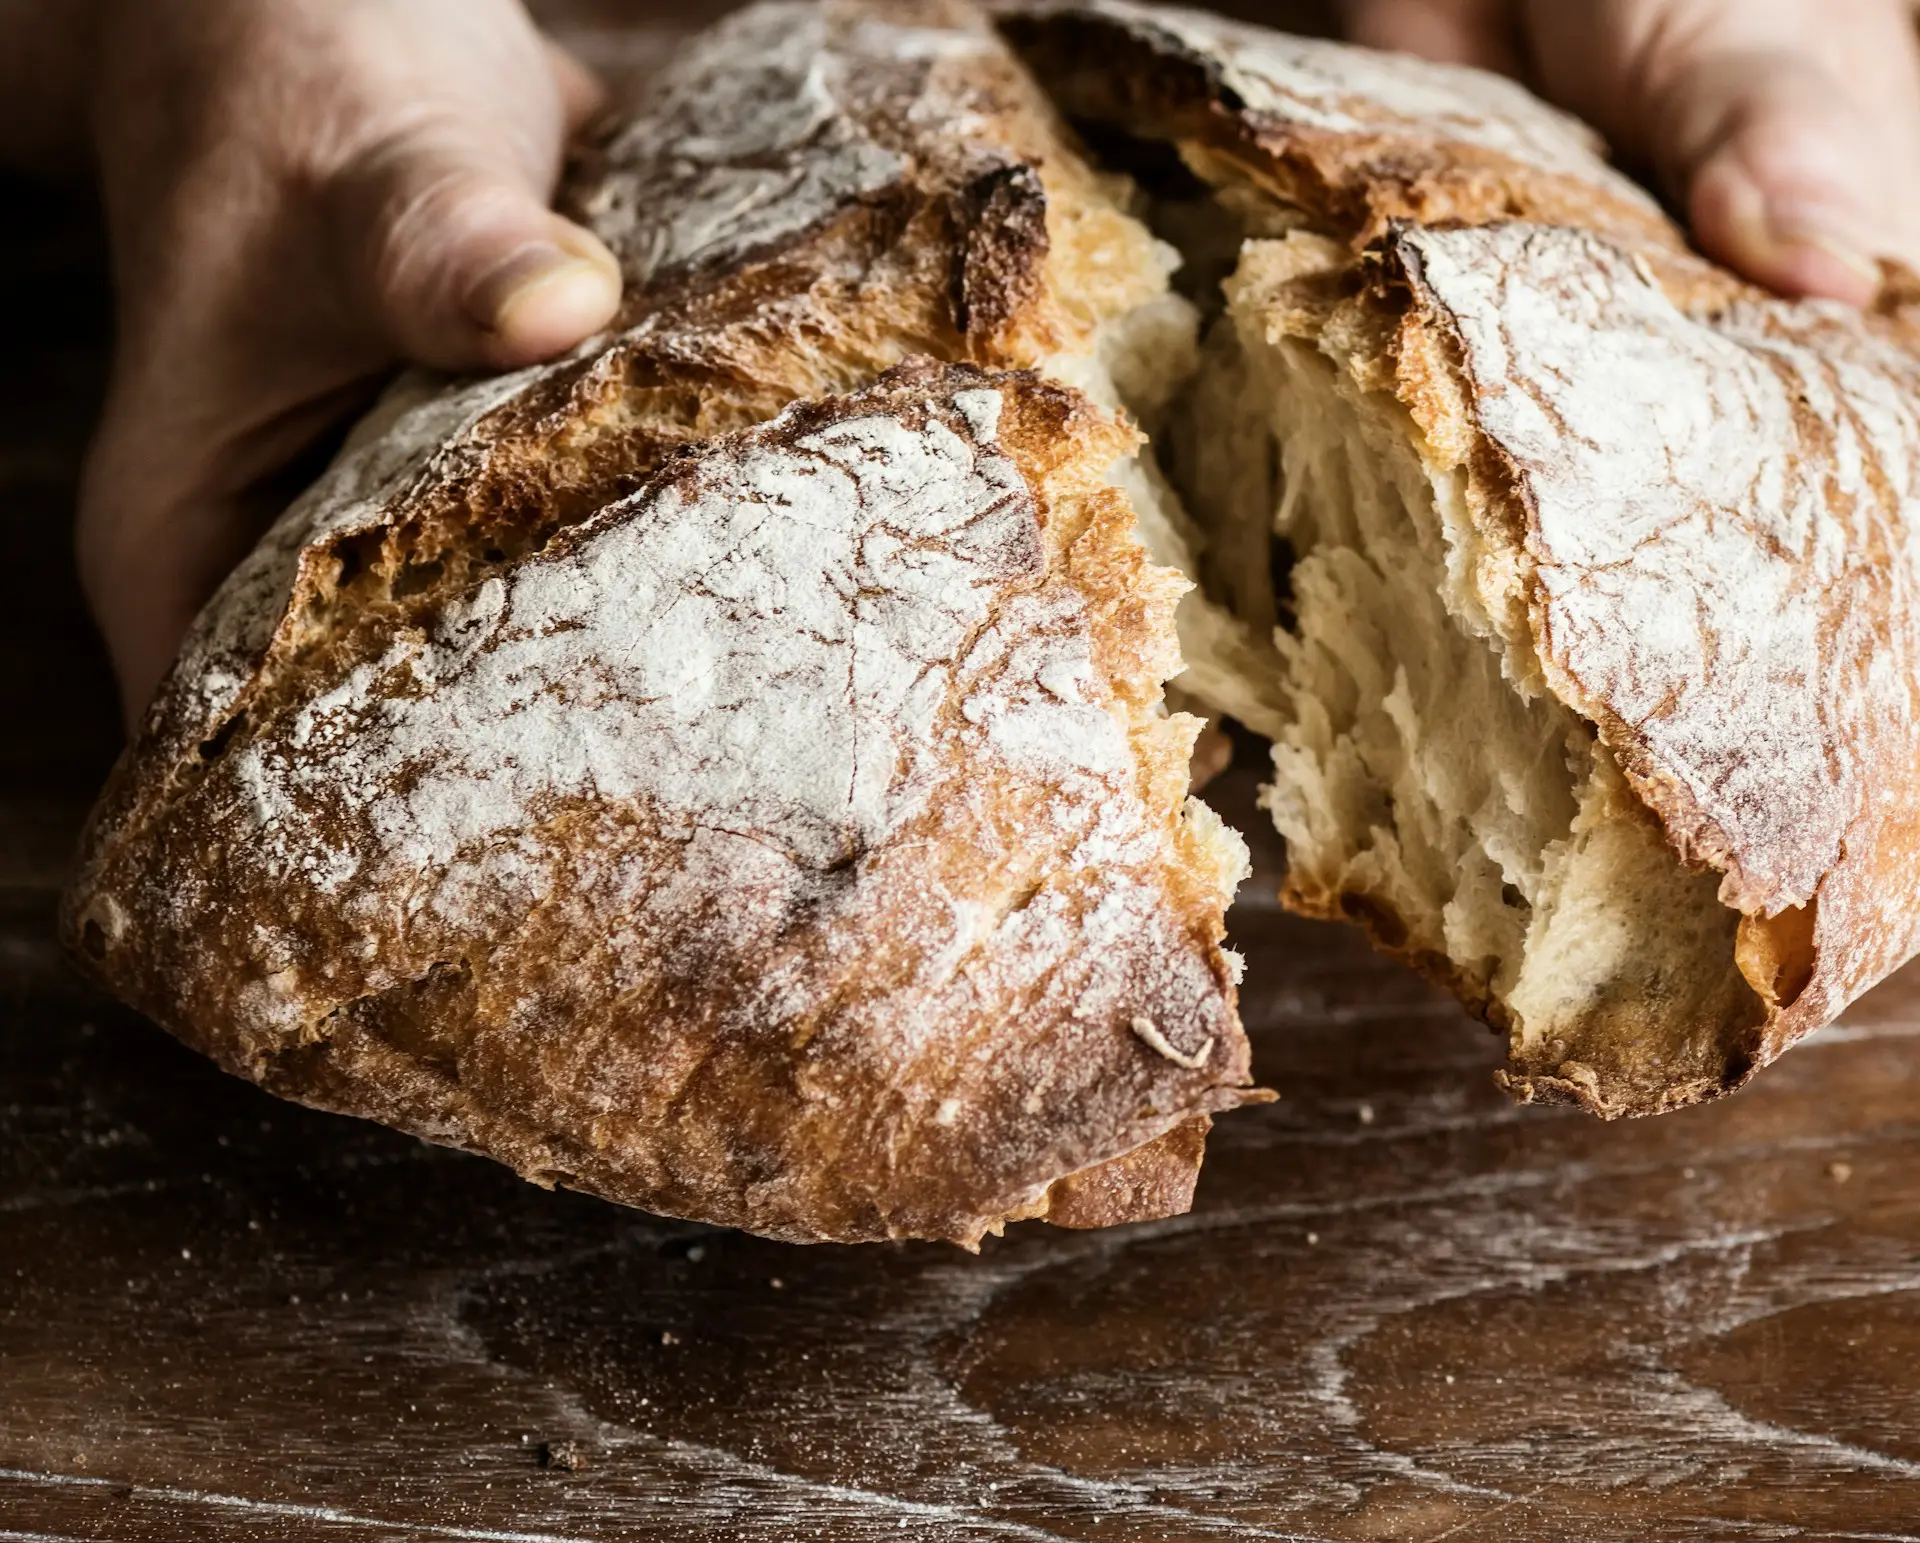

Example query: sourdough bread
[70,0,1920,1217]
[62,0,1262,1245]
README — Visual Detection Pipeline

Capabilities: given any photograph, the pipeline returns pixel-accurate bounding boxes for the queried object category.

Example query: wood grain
[5,9,1920,1539]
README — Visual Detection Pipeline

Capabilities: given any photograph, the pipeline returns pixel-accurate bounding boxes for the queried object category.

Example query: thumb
[1526,0,1920,305]
[1669,53,1893,304]
[332,121,622,373]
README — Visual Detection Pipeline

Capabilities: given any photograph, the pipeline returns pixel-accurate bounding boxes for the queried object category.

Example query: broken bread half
[1011,0,1920,1115]
[61,0,1265,1246]
[65,360,1260,1248]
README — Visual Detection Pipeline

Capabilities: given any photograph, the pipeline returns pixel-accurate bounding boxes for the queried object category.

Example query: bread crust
[62,1,1263,1244]
[76,0,1910,1200]
[999,0,1679,253]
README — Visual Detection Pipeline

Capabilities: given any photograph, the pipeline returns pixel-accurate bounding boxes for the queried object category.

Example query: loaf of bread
[61,0,1265,1246]
[66,0,1920,1234]
[1008,0,1920,1115]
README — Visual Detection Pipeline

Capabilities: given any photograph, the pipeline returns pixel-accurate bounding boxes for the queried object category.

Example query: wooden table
[8,11,1920,1539]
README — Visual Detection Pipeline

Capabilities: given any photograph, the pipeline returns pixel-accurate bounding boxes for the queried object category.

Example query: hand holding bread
[71,0,623,722]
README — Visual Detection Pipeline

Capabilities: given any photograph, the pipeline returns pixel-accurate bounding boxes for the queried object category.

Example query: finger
[546,38,609,134]
[79,375,373,726]
[1343,0,1525,74]
[1526,0,1920,305]
[1680,56,1891,303]
[332,123,623,373]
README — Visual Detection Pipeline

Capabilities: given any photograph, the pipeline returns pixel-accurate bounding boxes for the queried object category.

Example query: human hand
[77,0,623,725]
[1343,0,1920,306]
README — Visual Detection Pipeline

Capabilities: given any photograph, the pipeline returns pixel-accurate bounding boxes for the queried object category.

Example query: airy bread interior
[1075,149,1767,1111]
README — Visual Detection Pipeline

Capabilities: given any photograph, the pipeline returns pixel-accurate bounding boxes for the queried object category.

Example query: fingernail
[469,236,621,342]
[1770,218,1883,290]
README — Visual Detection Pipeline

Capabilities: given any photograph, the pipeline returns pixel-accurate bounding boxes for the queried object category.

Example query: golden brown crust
[63,1,1261,1244]
[70,360,1261,1247]
[1026,1115,1215,1230]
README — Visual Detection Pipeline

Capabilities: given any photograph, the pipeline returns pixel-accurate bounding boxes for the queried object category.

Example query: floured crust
[1210,145,1920,1113]
[123,0,1154,798]
[71,363,1260,1247]
[63,0,1262,1244]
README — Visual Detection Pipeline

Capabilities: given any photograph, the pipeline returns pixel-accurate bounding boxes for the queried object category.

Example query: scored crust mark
[952,162,1052,346]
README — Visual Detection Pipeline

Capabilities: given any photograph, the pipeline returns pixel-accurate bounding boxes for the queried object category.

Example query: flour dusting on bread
[223,393,1116,930]
[64,0,1265,1245]
[580,3,913,287]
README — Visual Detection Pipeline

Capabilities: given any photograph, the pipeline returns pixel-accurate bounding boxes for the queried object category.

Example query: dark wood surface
[8,9,1920,1540]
